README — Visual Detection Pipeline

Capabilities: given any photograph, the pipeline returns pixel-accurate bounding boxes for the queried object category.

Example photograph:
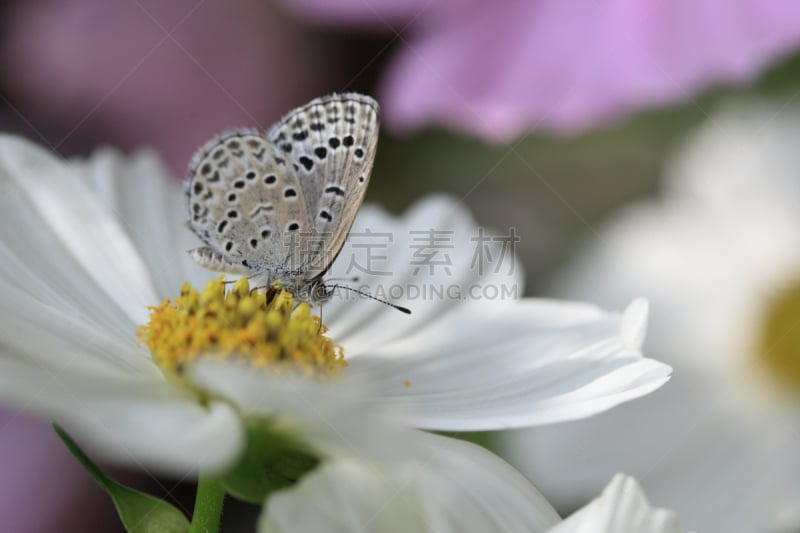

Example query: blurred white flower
[0,135,670,529]
[505,100,800,533]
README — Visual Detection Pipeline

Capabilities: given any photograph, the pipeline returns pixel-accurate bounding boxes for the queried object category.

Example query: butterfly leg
[187,247,251,275]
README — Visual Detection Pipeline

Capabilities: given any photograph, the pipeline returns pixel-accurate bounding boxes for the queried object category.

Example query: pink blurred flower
[2,0,340,174]
[283,0,800,139]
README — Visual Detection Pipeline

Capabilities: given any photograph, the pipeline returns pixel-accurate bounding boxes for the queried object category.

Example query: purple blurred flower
[283,0,800,139]
[1,0,338,174]
[0,410,120,533]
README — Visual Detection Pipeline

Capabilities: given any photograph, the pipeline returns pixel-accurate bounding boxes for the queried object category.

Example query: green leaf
[222,420,319,504]
[53,424,190,533]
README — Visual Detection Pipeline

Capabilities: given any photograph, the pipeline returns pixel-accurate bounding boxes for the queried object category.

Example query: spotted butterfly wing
[185,129,312,277]
[185,93,379,286]
[265,93,379,278]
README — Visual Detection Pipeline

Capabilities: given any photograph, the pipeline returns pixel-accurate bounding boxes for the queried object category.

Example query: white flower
[506,100,800,533]
[0,135,669,529]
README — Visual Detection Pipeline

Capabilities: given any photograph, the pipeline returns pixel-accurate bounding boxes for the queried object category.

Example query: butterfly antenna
[325,276,360,283]
[330,285,411,315]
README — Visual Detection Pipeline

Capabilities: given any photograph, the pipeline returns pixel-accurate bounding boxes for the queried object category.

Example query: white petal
[76,148,214,296]
[0,277,158,378]
[0,240,136,343]
[324,195,523,356]
[347,299,670,430]
[260,431,560,533]
[189,361,386,459]
[549,474,684,533]
[0,135,160,325]
[0,358,242,475]
[620,298,648,349]
[0,190,136,341]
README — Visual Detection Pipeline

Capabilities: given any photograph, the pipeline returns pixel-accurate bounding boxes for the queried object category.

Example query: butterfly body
[185,93,379,303]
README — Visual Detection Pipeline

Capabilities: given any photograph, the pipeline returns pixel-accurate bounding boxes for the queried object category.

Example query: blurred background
[2,0,800,531]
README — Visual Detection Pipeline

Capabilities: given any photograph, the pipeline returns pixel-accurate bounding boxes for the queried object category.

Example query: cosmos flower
[282,0,800,139]
[506,100,800,532]
[0,134,669,529]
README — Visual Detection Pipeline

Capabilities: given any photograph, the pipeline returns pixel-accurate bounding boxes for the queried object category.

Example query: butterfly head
[262,270,332,307]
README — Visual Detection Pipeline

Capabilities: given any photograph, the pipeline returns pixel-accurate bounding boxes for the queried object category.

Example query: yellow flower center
[757,278,800,393]
[137,278,346,377]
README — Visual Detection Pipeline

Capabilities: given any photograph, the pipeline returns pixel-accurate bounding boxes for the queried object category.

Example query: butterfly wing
[185,129,314,274]
[265,93,380,279]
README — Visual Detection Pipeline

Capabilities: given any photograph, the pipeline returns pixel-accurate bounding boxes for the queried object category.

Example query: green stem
[189,475,226,533]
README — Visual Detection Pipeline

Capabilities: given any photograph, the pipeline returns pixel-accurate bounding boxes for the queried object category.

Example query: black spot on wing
[299,156,314,171]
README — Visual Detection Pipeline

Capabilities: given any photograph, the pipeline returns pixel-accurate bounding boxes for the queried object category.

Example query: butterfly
[185,93,379,304]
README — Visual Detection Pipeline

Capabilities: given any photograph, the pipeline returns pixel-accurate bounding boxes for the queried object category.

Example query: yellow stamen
[758,278,800,392]
[137,278,346,377]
